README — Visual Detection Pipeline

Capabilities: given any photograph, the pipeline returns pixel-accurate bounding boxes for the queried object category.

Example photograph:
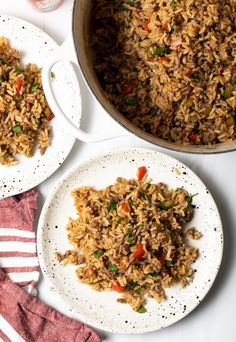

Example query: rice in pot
[90,0,236,145]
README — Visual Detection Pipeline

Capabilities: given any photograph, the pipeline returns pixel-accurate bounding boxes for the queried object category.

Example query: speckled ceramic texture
[37,148,223,334]
[0,15,81,199]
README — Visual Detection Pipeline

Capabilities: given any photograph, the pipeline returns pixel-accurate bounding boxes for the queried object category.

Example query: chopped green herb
[166,260,174,267]
[126,281,143,291]
[223,85,233,100]
[149,271,158,277]
[149,46,171,57]
[30,82,39,93]
[15,67,23,75]
[134,284,143,292]
[118,4,127,12]
[127,236,136,244]
[126,228,136,244]
[128,199,134,207]
[139,42,146,49]
[173,27,177,32]
[146,183,152,190]
[142,192,149,200]
[170,0,180,5]
[51,71,55,79]
[141,221,145,227]
[187,193,199,205]
[0,56,7,64]
[93,250,102,258]
[125,96,137,105]
[108,201,117,211]
[1,153,11,159]
[130,221,137,225]
[159,201,173,210]
[12,124,22,134]
[192,71,204,81]
[0,77,3,83]
[108,263,118,272]
[117,217,125,224]
[127,228,132,236]
[137,306,147,313]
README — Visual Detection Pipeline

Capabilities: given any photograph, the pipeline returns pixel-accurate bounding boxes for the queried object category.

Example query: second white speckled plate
[0,15,81,198]
[37,148,223,334]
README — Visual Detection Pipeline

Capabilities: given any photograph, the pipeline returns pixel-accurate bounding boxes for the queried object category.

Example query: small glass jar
[28,0,64,12]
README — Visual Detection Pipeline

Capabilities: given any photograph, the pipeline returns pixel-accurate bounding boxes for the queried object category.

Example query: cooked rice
[186,227,202,240]
[0,36,53,166]
[55,169,200,312]
[90,0,236,145]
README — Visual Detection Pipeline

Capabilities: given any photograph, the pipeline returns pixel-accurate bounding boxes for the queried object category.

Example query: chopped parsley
[108,201,117,211]
[0,56,7,64]
[142,192,149,200]
[15,67,23,75]
[118,4,128,12]
[159,201,173,210]
[125,96,137,105]
[130,221,137,225]
[108,263,118,272]
[117,217,125,224]
[12,125,22,134]
[149,271,158,277]
[126,228,136,244]
[93,250,102,258]
[137,306,147,313]
[1,153,12,159]
[126,281,143,292]
[149,46,171,57]
[30,82,39,93]
[187,193,199,205]
[166,260,174,267]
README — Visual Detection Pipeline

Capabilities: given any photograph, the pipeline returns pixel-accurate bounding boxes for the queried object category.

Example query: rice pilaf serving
[0,37,54,166]
[90,0,236,145]
[55,167,201,312]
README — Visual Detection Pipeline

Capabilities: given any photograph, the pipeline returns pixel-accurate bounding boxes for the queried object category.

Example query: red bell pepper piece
[16,77,23,94]
[144,19,151,32]
[133,243,145,259]
[122,202,131,213]
[137,166,147,181]
[111,279,124,293]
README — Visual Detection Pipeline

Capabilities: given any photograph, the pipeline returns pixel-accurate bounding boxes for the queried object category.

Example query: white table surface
[1,1,236,341]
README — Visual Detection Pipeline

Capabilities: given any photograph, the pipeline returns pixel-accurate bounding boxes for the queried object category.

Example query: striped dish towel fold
[0,190,39,295]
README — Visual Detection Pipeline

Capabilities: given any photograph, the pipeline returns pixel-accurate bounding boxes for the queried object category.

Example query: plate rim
[37,147,224,334]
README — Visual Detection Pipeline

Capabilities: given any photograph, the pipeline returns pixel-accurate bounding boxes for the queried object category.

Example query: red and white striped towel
[0,190,101,342]
[0,190,39,295]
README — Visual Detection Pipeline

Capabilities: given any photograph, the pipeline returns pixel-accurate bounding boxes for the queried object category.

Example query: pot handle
[41,38,128,143]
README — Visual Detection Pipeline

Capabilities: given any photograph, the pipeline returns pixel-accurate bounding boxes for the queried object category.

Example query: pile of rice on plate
[90,0,236,145]
[0,36,54,166]
[55,167,202,313]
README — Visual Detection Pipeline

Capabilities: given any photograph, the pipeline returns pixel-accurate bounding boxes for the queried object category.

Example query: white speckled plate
[0,15,81,199]
[37,148,223,334]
